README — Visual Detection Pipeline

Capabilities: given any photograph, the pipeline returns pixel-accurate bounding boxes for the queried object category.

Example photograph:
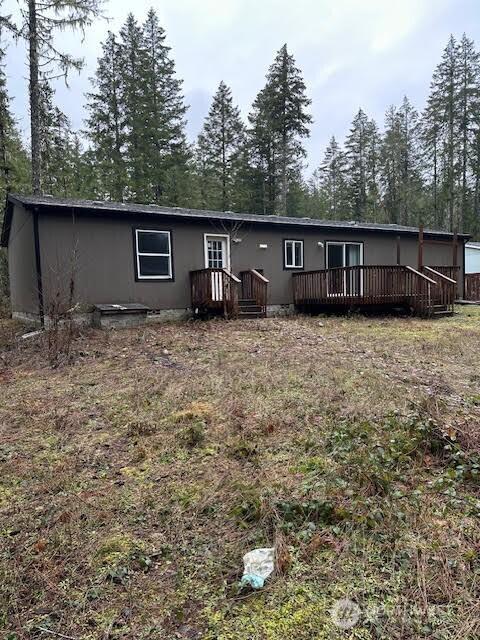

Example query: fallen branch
[35,627,78,640]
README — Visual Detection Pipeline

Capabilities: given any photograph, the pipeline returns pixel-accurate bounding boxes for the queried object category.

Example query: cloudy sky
[3,0,480,173]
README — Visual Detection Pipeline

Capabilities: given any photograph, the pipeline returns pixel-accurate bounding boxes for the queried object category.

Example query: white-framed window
[135,229,172,280]
[284,239,304,269]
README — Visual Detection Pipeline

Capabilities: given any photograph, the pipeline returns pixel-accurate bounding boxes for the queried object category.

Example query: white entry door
[204,234,230,301]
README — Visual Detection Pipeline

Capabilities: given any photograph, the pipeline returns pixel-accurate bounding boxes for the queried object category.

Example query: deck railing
[190,268,240,318]
[292,265,440,316]
[465,273,480,301]
[239,269,269,316]
[422,266,457,312]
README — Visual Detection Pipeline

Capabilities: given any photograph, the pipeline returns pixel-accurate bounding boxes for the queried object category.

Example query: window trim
[283,239,304,270]
[134,228,173,281]
[203,233,231,270]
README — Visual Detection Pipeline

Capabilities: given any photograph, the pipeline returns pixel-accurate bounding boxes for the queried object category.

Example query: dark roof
[1,193,471,246]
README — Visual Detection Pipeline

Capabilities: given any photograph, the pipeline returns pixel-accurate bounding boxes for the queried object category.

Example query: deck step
[432,309,453,317]
[239,304,263,313]
[238,310,264,319]
[239,298,256,306]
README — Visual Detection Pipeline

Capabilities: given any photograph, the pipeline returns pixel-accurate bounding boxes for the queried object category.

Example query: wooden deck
[292,265,457,317]
[190,268,268,318]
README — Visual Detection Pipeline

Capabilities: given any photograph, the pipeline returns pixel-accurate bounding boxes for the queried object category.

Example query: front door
[326,242,363,296]
[204,234,230,301]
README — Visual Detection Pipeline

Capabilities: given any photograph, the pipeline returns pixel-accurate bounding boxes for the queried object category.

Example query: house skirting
[12,304,294,327]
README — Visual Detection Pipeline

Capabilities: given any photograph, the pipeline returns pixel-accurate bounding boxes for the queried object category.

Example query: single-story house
[466,241,480,274]
[0,194,469,325]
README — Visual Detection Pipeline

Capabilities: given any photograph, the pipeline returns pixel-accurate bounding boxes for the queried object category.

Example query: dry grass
[1,308,480,639]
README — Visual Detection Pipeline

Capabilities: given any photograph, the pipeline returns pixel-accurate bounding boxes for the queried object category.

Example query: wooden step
[238,311,264,319]
[238,298,256,306]
[239,304,262,313]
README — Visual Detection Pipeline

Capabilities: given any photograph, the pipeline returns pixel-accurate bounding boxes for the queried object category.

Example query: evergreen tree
[365,119,382,220]
[0,29,30,307]
[345,109,369,220]
[381,98,424,226]
[118,13,145,199]
[5,0,104,194]
[38,81,80,197]
[423,36,461,230]
[247,86,277,214]
[248,44,311,215]
[314,136,349,219]
[85,31,126,201]
[140,8,189,205]
[0,34,29,206]
[457,34,480,232]
[197,81,246,211]
[381,106,402,224]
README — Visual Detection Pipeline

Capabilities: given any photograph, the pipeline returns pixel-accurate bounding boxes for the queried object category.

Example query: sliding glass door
[326,242,363,296]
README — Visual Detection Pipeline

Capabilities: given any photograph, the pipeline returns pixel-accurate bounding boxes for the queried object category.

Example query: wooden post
[418,225,424,270]
[452,229,458,268]
[396,235,401,265]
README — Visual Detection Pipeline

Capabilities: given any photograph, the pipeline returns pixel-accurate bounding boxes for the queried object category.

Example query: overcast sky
[3,0,480,173]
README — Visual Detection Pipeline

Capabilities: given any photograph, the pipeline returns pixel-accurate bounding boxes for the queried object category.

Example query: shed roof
[1,193,471,246]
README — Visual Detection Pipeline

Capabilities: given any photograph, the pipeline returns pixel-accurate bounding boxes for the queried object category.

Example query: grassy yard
[1,308,480,639]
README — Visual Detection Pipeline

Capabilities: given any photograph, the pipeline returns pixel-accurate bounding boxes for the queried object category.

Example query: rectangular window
[284,239,304,269]
[135,229,172,279]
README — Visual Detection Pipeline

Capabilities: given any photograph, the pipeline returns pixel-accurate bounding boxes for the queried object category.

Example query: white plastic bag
[240,547,275,589]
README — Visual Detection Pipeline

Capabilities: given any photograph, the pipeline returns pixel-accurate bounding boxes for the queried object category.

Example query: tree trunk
[280,130,287,215]
[29,0,41,194]
[221,100,226,211]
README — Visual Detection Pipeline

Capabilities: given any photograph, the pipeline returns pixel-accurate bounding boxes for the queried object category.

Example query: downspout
[32,207,44,327]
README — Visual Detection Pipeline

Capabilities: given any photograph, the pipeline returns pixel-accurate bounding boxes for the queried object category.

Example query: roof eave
[5,193,471,242]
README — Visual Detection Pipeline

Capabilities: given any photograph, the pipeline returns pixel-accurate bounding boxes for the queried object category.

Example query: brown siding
[21,207,464,311]
[8,204,39,315]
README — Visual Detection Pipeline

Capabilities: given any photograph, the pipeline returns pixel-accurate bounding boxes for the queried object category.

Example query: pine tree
[345,109,369,220]
[381,106,402,224]
[119,13,145,200]
[382,98,424,226]
[38,81,79,197]
[247,86,277,214]
[365,119,382,220]
[0,33,30,206]
[5,1,104,194]
[0,28,30,306]
[197,81,245,211]
[85,31,126,201]
[314,136,349,219]
[423,36,461,230]
[140,8,189,205]
[248,44,312,215]
[457,34,480,232]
